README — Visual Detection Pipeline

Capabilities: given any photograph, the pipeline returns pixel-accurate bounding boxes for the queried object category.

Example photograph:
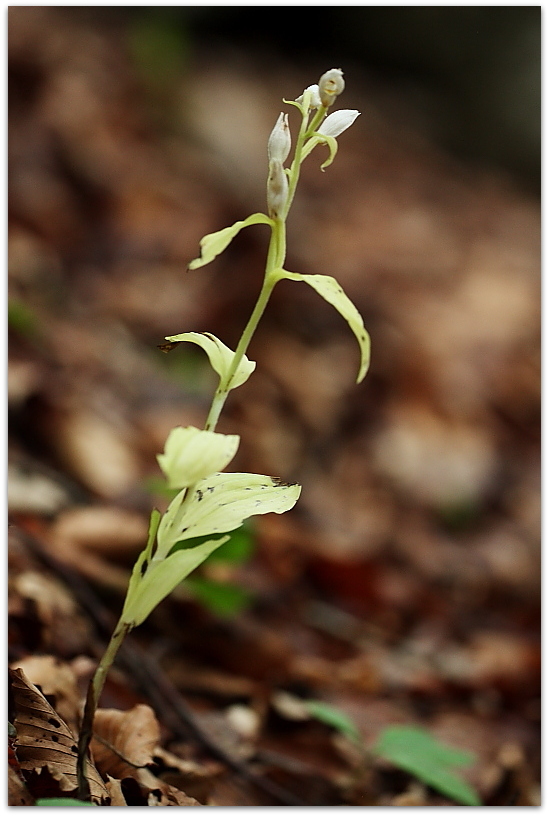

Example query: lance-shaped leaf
[189,213,274,270]
[272,270,370,382]
[164,331,256,390]
[121,535,229,627]
[157,426,240,489]
[157,472,301,554]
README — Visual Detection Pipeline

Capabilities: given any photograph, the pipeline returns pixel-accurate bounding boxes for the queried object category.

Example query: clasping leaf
[272,270,370,382]
[121,535,229,627]
[163,331,256,390]
[189,213,274,270]
[157,472,301,555]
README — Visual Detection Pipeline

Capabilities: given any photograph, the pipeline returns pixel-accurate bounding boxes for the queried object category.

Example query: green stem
[283,102,328,220]
[205,217,285,432]
[77,621,130,800]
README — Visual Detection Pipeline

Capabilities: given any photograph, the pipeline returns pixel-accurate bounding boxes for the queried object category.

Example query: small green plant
[304,701,480,806]
[76,69,369,800]
[372,725,481,806]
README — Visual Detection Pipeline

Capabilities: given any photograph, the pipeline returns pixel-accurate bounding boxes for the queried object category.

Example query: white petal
[318,109,360,138]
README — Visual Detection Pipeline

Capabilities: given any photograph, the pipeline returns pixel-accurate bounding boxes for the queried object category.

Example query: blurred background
[8,6,540,805]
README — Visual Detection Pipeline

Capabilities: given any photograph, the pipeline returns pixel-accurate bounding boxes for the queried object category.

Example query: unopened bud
[268,113,291,164]
[318,68,345,107]
[295,84,322,111]
[267,159,288,219]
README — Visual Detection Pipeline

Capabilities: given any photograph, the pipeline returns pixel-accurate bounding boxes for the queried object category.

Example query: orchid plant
[76,69,370,800]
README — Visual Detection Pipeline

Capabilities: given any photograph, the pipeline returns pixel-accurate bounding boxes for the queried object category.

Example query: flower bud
[268,113,291,164]
[295,84,322,110]
[157,426,239,489]
[267,159,288,219]
[318,109,360,138]
[318,68,345,107]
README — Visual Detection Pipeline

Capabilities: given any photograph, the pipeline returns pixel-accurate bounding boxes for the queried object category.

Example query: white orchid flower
[318,109,360,138]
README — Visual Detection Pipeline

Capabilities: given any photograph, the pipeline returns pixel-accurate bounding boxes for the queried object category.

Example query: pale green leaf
[122,535,229,627]
[273,270,370,382]
[157,472,300,554]
[188,213,273,270]
[305,700,361,743]
[157,425,239,489]
[372,725,481,806]
[163,332,256,390]
[123,509,161,616]
[154,488,185,558]
[144,508,162,560]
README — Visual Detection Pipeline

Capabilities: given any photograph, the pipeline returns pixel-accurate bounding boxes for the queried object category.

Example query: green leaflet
[372,725,481,806]
[188,213,274,270]
[157,425,240,489]
[272,270,370,382]
[121,535,229,627]
[157,472,301,555]
[163,332,255,390]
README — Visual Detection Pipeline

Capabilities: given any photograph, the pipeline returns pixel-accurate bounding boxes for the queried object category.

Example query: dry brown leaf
[10,655,82,737]
[91,704,160,780]
[105,775,128,806]
[110,770,201,806]
[52,408,140,498]
[145,780,200,806]
[48,505,149,591]
[12,570,91,654]
[8,764,35,806]
[51,505,149,556]
[8,462,68,514]
[153,745,223,803]
[10,668,109,804]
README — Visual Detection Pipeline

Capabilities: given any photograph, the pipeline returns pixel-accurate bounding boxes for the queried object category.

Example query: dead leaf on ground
[51,408,141,499]
[10,655,82,737]
[48,505,149,591]
[8,764,35,806]
[10,668,109,804]
[91,704,160,780]
[11,569,91,655]
[105,775,128,805]
[153,745,224,803]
